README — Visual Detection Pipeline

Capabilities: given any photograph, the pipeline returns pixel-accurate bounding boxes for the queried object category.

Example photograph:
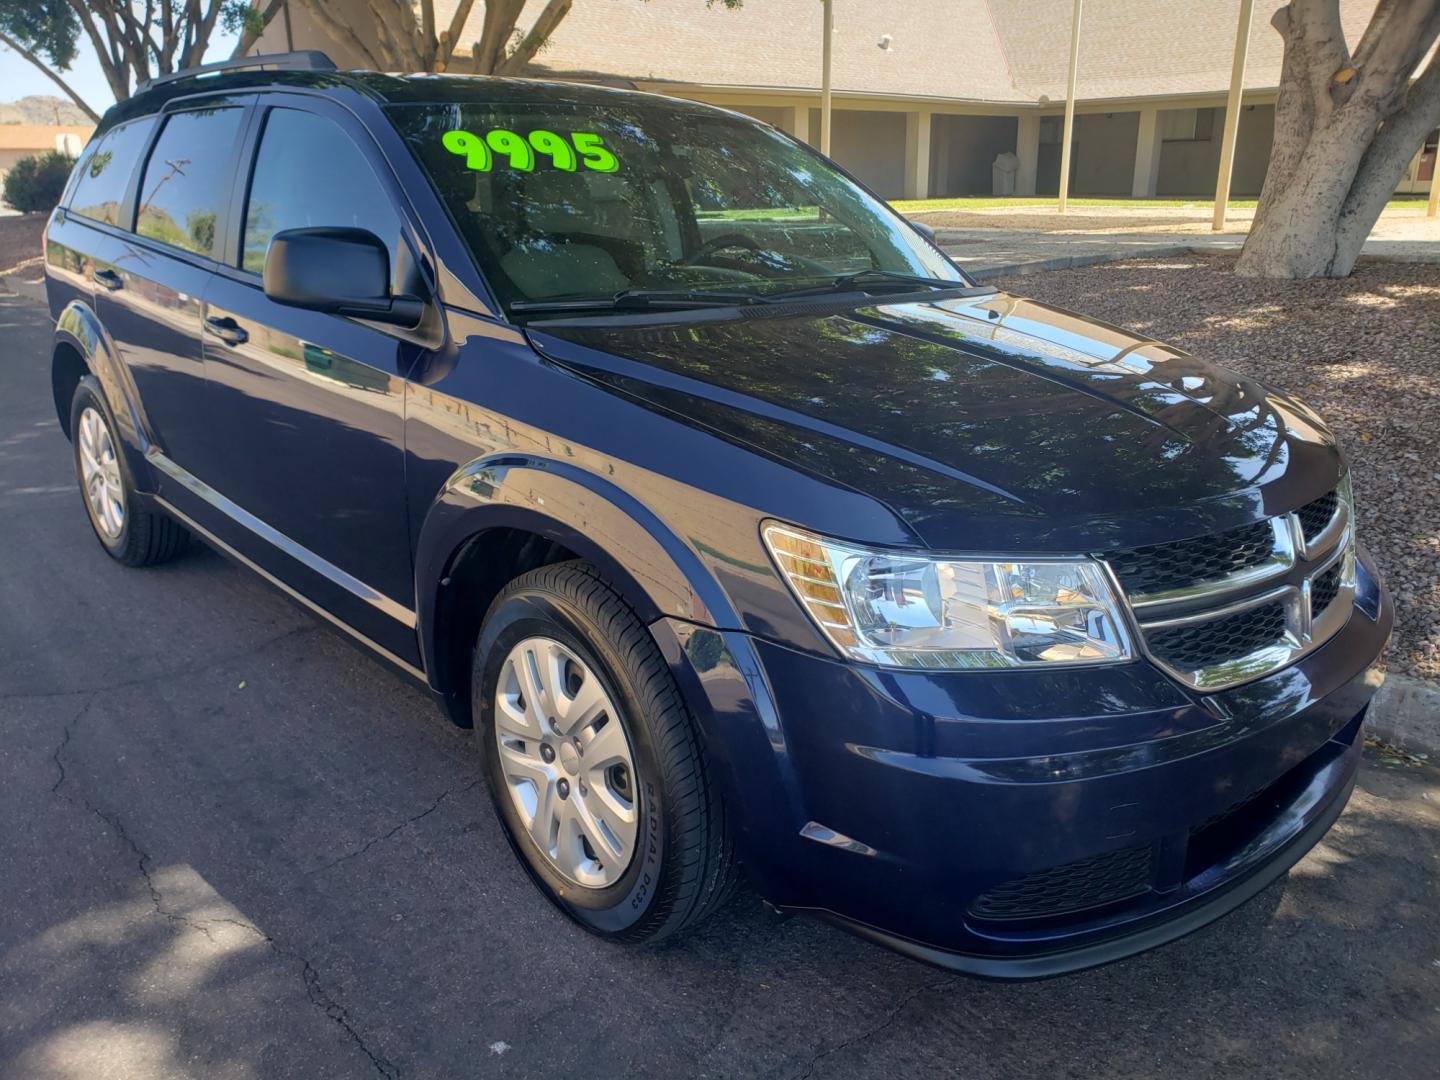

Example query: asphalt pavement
[2,291,1438,1079]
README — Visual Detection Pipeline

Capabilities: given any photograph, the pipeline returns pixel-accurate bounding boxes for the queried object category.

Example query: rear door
[90,101,250,471]
[193,96,423,665]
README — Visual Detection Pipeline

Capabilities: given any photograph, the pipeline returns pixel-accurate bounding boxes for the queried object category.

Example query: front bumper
[658,547,1392,978]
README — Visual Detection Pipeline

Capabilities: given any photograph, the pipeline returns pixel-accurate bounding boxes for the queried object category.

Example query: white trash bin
[991,152,1019,197]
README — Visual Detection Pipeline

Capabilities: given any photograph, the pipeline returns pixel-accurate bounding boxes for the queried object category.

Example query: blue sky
[2,28,240,117]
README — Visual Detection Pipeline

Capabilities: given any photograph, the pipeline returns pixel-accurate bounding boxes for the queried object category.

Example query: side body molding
[413,453,738,692]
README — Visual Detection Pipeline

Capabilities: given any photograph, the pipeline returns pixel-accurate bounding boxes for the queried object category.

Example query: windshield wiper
[510,288,772,317]
[767,269,987,300]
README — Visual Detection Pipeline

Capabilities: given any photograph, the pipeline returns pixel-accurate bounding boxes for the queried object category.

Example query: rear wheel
[69,378,188,567]
[473,560,735,942]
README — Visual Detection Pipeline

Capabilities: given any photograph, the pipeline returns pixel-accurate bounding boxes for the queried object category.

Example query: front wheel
[473,561,735,942]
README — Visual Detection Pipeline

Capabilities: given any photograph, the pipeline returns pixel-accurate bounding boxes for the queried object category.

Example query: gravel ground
[0,214,46,280]
[994,252,1440,682]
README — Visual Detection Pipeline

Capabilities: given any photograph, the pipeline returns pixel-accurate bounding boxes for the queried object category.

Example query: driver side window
[242,108,402,279]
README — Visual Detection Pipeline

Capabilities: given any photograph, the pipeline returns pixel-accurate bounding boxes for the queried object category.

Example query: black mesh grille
[1311,561,1343,618]
[969,845,1154,922]
[1297,490,1339,543]
[1107,519,1276,596]
[1147,602,1288,670]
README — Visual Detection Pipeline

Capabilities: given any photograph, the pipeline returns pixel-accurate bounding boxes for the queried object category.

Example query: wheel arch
[415,454,738,725]
[52,300,143,446]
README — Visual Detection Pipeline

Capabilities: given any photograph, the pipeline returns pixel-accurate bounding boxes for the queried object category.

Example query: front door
[195,100,423,664]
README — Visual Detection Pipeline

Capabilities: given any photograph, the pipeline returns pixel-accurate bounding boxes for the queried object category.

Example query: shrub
[2,150,75,213]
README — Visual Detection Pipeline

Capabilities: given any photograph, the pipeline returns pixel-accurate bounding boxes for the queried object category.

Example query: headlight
[763,524,1132,669]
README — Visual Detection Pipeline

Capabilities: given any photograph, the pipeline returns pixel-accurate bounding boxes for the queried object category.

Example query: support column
[1214,0,1256,230]
[904,110,933,200]
[784,104,811,146]
[1057,0,1083,212]
[820,0,833,155]
[1131,106,1162,197]
[1016,113,1040,195]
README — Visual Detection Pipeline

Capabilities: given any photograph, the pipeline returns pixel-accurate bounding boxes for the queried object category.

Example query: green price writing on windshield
[442,129,619,173]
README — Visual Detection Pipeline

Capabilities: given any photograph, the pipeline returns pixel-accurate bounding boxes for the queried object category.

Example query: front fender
[414,453,740,689]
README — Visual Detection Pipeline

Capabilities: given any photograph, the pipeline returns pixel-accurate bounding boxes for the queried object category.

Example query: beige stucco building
[0,125,93,193]
[260,0,1437,202]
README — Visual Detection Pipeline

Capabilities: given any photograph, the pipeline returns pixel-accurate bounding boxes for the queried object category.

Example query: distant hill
[0,96,92,126]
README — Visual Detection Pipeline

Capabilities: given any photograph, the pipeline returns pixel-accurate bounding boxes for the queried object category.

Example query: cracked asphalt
[2,290,1439,1080]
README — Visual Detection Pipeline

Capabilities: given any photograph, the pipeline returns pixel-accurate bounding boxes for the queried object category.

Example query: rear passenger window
[68,118,157,227]
[242,108,401,275]
[136,107,246,259]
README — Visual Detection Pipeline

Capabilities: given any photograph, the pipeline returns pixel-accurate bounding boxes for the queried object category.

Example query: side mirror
[263,227,426,327]
[909,219,937,240]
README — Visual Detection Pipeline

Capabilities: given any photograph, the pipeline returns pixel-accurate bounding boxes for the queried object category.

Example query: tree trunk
[1235,0,1440,279]
[496,0,572,75]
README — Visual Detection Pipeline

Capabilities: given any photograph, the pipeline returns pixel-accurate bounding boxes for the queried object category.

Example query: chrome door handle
[95,268,123,292]
[204,315,249,346]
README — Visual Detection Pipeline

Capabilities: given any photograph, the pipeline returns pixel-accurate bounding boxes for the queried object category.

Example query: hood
[529,292,1342,552]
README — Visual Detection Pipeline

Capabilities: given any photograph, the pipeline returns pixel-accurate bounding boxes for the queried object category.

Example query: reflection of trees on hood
[556,303,1298,522]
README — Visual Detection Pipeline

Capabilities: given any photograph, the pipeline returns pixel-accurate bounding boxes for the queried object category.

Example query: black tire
[69,377,188,567]
[473,560,736,942]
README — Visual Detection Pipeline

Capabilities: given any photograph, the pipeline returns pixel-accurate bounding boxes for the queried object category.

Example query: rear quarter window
[135,107,247,259]
[68,117,158,227]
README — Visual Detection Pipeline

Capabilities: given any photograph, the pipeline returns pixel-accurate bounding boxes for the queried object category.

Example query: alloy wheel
[77,406,125,541]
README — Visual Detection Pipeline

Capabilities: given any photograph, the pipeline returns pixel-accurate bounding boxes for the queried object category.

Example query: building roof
[988,0,1378,102]
[0,124,93,151]
[433,0,1387,106]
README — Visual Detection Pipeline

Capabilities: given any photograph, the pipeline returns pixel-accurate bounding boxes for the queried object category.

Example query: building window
[1419,129,1437,183]
[1160,108,1216,142]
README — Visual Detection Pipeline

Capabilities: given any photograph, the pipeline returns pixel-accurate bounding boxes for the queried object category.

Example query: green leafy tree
[0,1,286,122]
[2,149,76,212]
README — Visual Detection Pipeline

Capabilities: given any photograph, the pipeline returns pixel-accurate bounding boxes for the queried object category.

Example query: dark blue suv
[44,53,1392,977]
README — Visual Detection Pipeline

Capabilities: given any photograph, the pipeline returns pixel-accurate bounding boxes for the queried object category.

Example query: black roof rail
[135,51,338,95]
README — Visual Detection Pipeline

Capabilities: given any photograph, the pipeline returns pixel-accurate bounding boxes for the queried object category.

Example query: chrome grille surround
[1106,491,1355,692]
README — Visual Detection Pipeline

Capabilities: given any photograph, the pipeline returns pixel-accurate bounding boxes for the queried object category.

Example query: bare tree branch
[65,0,132,102]
[497,0,572,75]
[0,29,101,122]
[179,0,225,69]
[474,0,524,74]
[419,0,435,69]
[232,0,287,58]
[440,0,478,67]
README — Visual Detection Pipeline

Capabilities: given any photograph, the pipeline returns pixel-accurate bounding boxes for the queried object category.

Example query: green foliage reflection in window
[442,129,619,173]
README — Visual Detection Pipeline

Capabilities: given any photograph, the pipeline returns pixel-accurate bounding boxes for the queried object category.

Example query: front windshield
[388,99,966,313]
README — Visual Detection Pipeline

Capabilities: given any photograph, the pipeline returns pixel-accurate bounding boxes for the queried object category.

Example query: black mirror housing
[910,219,937,240]
[263,227,425,327]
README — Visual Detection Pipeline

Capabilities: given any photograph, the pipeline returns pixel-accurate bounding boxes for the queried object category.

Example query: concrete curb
[0,275,46,304]
[962,246,1203,281]
[1368,674,1440,757]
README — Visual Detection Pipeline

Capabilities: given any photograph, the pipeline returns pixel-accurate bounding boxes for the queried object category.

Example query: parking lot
[2,289,1437,1079]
